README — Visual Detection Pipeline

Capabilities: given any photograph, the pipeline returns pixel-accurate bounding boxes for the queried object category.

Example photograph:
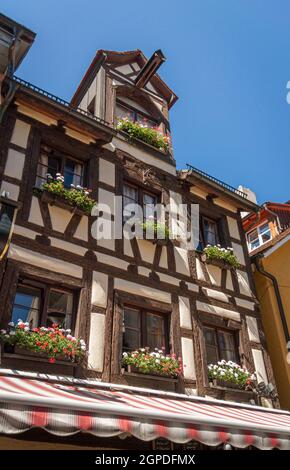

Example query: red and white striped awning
[0,371,290,450]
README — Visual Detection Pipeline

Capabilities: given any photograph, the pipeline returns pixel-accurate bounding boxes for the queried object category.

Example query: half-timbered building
[0,13,289,451]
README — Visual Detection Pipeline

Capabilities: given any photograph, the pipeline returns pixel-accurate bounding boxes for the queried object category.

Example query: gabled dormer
[70,49,178,156]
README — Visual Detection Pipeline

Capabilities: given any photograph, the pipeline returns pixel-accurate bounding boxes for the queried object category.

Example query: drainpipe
[253,256,290,362]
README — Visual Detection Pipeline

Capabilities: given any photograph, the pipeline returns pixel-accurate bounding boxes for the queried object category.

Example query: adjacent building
[243,200,290,411]
[0,13,289,450]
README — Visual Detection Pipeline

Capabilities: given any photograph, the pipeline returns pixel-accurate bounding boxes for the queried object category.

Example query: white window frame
[247,222,272,251]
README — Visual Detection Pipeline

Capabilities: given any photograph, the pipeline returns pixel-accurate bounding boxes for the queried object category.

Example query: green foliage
[141,220,171,240]
[122,348,183,378]
[42,176,96,215]
[204,245,240,268]
[208,360,253,388]
[117,118,170,152]
[0,321,86,363]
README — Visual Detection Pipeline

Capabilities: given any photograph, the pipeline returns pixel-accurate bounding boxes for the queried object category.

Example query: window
[122,307,169,353]
[122,183,158,223]
[247,222,271,251]
[204,326,239,365]
[10,281,76,330]
[116,101,157,129]
[198,216,220,250]
[35,145,84,189]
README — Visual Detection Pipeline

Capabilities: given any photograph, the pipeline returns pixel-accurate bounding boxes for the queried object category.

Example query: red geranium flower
[49,357,56,364]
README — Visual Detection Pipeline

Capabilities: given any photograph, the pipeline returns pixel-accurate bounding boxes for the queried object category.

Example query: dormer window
[247,222,271,251]
[116,100,157,129]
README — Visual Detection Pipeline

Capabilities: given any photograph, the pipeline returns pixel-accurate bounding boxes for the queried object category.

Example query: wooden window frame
[247,221,271,252]
[123,305,170,353]
[11,279,79,332]
[115,99,159,127]
[122,181,159,224]
[199,215,221,249]
[36,144,86,189]
[203,324,240,365]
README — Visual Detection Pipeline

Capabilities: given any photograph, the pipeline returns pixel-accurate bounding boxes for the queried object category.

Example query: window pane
[116,104,135,122]
[36,154,61,188]
[123,185,138,222]
[123,308,141,351]
[46,290,73,329]
[204,327,219,364]
[135,113,156,128]
[143,193,157,221]
[146,313,166,350]
[64,159,83,188]
[259,223,271,243]
[203,218,218,246]
[11,287,41,328]
[217,331,238,363]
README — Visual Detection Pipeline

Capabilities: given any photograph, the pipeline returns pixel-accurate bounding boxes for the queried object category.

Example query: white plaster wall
[227,216,240,240]
[159,246,168,269]
[179,296,192,329]
[235,298,255,311]
[99,158,115,187]
[91,272,108,308]
[98,188,115,215]
[252,349,268,384]
[48,206,73,233]
[114,278,171,303]
[74,216,88,242]
[137,239,156,264]
[226,271,234,291]
[158,272,180,286]
[174,247,190,276]
[10,119,31,148]
[246,316,260,343]
[4,148,25,180]
[28,197,44,226]
[50,238,87,256]
[181,337,196,380]
[196,301,240,321]
[13,225,39,239]
[8,244,82,278]
[232,242,246,266]
[97,236,115,251]
[123,237,134,257]
[0,181,19,201]
[206,264,222,286]
[88,312,105,372]
[196,258,206,281]
[236,270,252,297]
[202,288,229,303]
[97,252,128,270]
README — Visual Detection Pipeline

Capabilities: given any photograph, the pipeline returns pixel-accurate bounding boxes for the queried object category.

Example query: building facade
[0,14,288,451]
[243,201,290,411]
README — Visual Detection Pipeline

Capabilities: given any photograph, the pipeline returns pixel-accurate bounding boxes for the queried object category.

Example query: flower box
[0,321,87,364]
[40,190,85,216]
[210,378,243,390]
[202,245,240,270]
[122,363,179,379]
[122,348,183,379]
[117,118,171,154]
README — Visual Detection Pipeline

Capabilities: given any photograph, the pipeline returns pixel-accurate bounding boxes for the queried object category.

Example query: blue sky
[2,1,290,204]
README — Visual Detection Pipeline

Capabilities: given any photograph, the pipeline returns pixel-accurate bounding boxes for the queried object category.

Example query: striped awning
[0,371,290,450]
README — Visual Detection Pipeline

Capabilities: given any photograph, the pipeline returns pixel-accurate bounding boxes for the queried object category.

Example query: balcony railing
[11,75,112,128]
[186,163,248,199]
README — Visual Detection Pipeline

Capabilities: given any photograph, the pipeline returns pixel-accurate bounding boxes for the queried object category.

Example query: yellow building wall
[254,238,290,410]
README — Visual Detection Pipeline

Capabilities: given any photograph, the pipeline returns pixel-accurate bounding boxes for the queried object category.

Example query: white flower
[67,334,73,340]
[24,326,29,332]
[9,331,15,336]
[140,348,145,352]
[81,345,86,351]
[1,329,7,334]
[66,329,71,334]
[122,352,128,357]
[155,359,160,364]
[8,322,14,327]
[234,373,238,378]
[71,184,75,188]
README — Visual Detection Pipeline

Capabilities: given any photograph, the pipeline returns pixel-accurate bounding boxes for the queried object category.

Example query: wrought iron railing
[186,163,248,199]
[12,75,112,128]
